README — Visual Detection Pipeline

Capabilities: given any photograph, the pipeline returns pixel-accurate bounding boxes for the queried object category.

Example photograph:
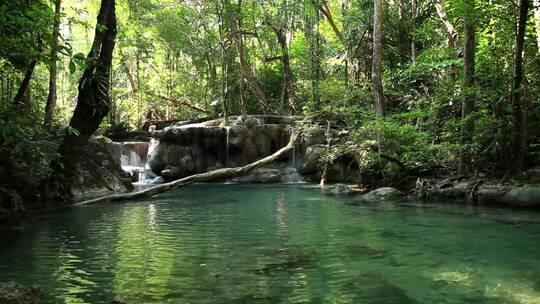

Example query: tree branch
[75,132,298,205]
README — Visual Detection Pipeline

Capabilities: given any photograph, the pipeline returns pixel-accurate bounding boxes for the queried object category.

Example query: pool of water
[1,184,540,303]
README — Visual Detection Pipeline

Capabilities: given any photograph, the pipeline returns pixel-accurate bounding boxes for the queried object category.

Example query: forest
[1,0,540,302]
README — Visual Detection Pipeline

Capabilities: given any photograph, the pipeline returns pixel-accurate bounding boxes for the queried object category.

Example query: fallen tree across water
[76,132,298,205]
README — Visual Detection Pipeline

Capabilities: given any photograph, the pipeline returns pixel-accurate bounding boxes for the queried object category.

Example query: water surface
[1,184,540,303]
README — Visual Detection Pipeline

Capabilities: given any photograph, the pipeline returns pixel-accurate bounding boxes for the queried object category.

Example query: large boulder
[299,144,325,175]
[150,117,294,180]
[501,186,540,208]
[0,282,43,304]
[357,187,402,203]
[72,136,134,201]
[476,184,512,205]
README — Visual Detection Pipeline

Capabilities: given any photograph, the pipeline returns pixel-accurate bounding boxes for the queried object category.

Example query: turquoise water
[1,184,540,303]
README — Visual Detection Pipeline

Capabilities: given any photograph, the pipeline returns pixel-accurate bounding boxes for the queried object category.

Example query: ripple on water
[1,184,540,303]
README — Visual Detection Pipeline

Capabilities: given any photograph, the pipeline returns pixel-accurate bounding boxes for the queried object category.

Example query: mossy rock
[502,186,540,208]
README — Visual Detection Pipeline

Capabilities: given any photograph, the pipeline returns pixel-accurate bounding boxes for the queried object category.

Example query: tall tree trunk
[313,8,321,108]
[411,0,417,63]
[510,0,530,174]
[534,0,540,52]
[398,0,408,64]
[275,27,298,113]
[228,0,271,112]
[14,60,38,116]
[372,0,385,117]
[217,1,231,124]
[342,0,349,85]
[315,1,344,45]
[44,0,62,127]
[45,0,117,204]
[435,0,458,81]
[459,0,476,173]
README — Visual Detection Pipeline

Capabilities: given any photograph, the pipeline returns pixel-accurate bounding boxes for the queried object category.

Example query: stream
[1,184,540,303]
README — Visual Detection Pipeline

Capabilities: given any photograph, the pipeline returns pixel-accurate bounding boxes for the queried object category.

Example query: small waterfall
[114,140,162,185]
[147,138,159,159]
[225,126,230,167]
[120,149,144,171]
[291,146,297,169]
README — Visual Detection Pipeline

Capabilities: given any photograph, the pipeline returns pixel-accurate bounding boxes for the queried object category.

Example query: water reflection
[0,184,540,303]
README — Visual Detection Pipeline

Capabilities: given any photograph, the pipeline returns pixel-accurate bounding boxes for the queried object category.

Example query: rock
[435,181,475,199]
[502,186,540,208]
[323,183,354,195]
[357,187,402,203]
[233,168,282,183]
[299,144,325,175]
[72,136,133,201]
[281,167,304,183]
[525,168,540,183]
[476,184,512,205]
[0,282,43,304]
[303,127,327,147]
[244,117,262,129]
[160,165,182,180]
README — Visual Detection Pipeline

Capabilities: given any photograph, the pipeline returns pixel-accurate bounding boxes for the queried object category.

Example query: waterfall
[115,140,162,185]
[291,145,298,169]
[225,126,230,167]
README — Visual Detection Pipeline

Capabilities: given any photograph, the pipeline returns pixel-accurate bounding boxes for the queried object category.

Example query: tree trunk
[459,0,476,173]
[44,0,62,127]
[313,8,321,108]
[371,0,385,117]
[411,0,417,63]
[398,0,408,64]
[435,0,458,81]
[534,0,540,52]
[14,60,37,116]
[342,0,349,85]
[217,1,230,124]
[228,0,271,112]
[275,27,298,113]
[45,0,117,204]
[510,0,530,174]
[76,131,298,205]
[316,1,344,45]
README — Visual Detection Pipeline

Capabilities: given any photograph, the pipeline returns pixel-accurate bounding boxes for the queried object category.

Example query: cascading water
[116,140,162,185]
[284,131,304,184]
[225,126,230,167]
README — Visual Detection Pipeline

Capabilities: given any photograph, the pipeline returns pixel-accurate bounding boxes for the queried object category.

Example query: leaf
[69,60,76,75]
[73,52,86,61]
[67,126,80,136]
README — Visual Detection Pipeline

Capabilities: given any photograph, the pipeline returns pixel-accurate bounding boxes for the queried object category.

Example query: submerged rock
[322,183,354,195]
[232,168,282,183]
[0,282,43,304]
[357,187,402,203]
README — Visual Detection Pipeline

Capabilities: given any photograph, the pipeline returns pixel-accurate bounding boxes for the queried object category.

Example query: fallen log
[75,132,298,206]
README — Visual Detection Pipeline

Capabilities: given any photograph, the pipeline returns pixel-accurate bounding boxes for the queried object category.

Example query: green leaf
[67,126,80,136]
[68,60,76,75]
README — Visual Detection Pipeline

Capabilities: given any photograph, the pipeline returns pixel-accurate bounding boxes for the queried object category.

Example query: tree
[228,0,272,113]
[459,0,476,173]
[45,0,117,203]
[44,0,62,127]
[435,0,458,81]
[261,0,299,113]
[371,0,385,117]
[1,0,51,115]
[510,0,531,174]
